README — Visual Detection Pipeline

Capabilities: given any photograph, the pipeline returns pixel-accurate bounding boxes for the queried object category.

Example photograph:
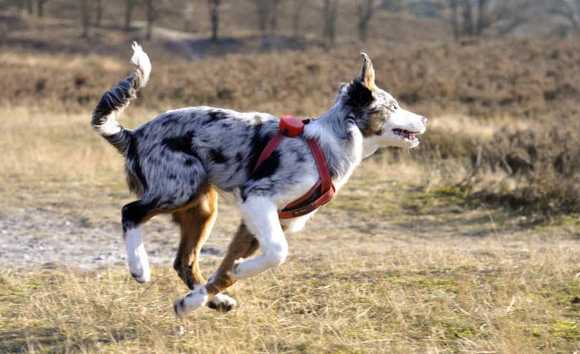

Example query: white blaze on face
[361,89,427,156]
[383,107,427,148]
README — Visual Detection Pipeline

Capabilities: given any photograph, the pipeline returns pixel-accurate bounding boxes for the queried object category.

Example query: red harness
[253,115,336,219]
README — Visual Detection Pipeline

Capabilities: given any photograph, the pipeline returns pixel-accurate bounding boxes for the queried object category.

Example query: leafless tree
[183,3,194,32]
[445,0,536,39]
[551,0,580,32]
[36,0,47,17]
[323,0,338,47]
[255,0,269,33]
[145,0,154,39]
[94,0,103,27]
[208,0,221,42]
[292,0,308,38]
[449,0,460,40]
[124,0,136,31]
[254,0,283,36]
[358,0,374,42]
[81,0,91,38]
[461,0,473,36]
[14,0,25,15]
[269,0,281,35]
[26,0,33,15]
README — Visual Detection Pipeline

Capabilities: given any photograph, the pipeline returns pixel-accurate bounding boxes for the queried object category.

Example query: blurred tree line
[386,0,580,39]
[4,0,580,43]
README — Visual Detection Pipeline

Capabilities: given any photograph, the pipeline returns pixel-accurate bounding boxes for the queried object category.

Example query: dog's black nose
[421,116,428,125]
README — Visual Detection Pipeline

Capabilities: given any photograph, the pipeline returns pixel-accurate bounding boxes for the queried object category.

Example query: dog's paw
[126,227,150,283]
[128,245,150,283]
[207,293,237,313]
[174,284,209,317]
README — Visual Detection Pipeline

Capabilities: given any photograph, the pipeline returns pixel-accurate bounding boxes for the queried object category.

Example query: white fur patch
[174,284,209,317]
[131,42,151,88]
[208,293,237,311]
[281,213,314,234]
[232,197,288,279]
[125,226,150,283]
[96,112,122,136]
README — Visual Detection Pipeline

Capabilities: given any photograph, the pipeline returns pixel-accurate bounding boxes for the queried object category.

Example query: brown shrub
[464,115,580,215]
[3,35,580,120]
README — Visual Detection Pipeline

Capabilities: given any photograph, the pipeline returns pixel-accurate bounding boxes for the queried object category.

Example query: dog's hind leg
[174,222,259,315]
[172,188,218,289]
[122,180,208,283]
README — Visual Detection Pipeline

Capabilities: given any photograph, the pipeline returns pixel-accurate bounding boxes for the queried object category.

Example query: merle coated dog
[92,43,427,316]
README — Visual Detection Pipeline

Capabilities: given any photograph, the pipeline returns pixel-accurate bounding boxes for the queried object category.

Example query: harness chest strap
[253,116,336,219]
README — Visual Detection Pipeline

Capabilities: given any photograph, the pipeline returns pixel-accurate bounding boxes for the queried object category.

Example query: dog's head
[340,53,427,155]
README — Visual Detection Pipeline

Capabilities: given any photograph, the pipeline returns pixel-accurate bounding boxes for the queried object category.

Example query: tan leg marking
[172,188,218,289]
[205,222,259,298]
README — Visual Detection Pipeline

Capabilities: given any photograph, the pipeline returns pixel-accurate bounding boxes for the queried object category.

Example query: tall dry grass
[2,237,579,353]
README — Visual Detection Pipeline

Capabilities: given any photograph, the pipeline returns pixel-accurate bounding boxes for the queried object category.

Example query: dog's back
[126,107,285,197]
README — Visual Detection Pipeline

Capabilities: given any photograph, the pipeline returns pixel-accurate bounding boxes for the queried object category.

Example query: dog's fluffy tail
[91,42,151,155]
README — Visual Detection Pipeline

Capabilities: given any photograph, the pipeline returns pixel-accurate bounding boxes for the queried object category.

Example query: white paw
[208,293,237,312]
[125,227,150,283]
[174,284,209,317]
[128,245,150,283]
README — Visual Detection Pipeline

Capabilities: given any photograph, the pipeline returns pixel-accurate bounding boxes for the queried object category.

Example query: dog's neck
[304,102,366,190]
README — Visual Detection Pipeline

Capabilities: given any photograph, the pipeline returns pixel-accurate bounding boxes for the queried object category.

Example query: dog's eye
[389,104,398,111]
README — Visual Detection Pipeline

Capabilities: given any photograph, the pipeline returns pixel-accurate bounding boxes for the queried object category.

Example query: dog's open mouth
[392,128,419,141]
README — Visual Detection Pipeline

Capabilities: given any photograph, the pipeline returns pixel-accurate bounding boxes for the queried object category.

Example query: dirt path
[0,207,227,271]
[0,174,566,272]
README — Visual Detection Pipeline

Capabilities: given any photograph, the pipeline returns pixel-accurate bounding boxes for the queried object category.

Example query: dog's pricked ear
[358,53,375,93]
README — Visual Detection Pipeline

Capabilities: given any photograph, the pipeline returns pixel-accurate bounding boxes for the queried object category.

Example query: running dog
[91,43,427,316]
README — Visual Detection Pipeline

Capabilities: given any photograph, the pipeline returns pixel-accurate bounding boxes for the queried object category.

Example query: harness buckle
[279,115,304,137]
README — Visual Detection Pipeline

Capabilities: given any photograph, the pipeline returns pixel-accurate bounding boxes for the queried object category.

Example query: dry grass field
[2,4,580,353]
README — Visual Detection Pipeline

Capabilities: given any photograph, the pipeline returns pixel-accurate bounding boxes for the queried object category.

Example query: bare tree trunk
[208,0,221,42]
[358,0,374,42]
[269,0,281,36]
[124,0,135,31]
[37,0,47,17]
[95,0,103,27]
[553,0,580,32]
[323,0,338,47]
[255,0,268,34]
[145,0,154,40]
[476,0,489,36]
[17,0,26,16]
[26,0,33,15]
[81,0,90,38]
[292,0,307,38]
[462,0,474,37]
[449,0,460,40]
[183,4,194,32]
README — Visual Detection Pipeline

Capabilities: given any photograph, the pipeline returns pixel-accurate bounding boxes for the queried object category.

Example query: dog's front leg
[231,197,287,279]
[174,222,259,316]
[173,197,286,316]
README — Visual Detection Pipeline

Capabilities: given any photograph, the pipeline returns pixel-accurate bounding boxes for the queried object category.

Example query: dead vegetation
[464,114,580,216]
[2,230,579,353]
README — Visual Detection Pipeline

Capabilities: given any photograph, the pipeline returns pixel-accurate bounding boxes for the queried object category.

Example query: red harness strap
[253,116,336,219]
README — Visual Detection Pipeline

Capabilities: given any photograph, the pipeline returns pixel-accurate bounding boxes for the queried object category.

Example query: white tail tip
[130,41,151,88]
